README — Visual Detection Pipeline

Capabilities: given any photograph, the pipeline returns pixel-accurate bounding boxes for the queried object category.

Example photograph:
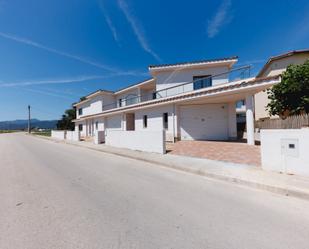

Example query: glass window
[163,113,168,129]
[143,115,148,128]
[95,121,99,130]
[193,75,212,90]
[78,108,83,115]
[78,124,83,131]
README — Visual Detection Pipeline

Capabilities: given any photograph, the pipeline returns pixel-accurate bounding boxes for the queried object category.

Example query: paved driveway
[167,140,261,166]
[1,133,309,249]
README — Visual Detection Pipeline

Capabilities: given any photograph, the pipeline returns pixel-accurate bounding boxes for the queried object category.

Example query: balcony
[102,65,251,112]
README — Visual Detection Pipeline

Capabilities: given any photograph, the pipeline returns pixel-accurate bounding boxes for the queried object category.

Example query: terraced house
[72,56,281,149]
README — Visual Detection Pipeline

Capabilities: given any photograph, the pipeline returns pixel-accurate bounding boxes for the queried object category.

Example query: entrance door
[126,113,135,131]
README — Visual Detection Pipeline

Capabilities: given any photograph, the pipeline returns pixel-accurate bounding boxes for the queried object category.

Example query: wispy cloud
[0,31,119,72]
[0,75,105,87]
[117,0,161,62]
[207,0,232,38]
[98,0,120,44]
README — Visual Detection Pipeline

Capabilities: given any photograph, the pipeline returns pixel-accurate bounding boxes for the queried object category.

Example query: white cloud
[0,31,119,72]
[117,0,161,62]
[207,0,232,38]
[0,75,106,87]
[98,1,120,44]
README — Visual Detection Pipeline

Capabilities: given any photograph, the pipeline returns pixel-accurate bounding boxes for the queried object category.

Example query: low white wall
[66,131,80,141]
[51,130,66,140]
[105,130,166,154]
[94,130,105,144]
[261,128,309,176]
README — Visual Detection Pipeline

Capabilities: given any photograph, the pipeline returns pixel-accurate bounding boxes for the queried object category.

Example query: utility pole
[28,105,31,134]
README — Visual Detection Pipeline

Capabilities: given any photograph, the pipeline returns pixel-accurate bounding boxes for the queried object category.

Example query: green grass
[32,130,51,137]
[0,130,18,134]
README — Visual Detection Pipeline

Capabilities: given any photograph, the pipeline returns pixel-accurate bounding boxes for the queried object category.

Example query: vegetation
[32,130,51,137]
[267,59,309,118]
[56,108,76,131]
[0,130,18,134]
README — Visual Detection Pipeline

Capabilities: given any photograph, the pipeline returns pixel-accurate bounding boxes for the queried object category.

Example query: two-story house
[73,56,280,145]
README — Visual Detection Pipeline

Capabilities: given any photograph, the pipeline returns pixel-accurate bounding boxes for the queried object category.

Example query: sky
[0,0,309,121]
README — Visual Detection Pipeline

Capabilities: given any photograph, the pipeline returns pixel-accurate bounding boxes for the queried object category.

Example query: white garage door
[180,104,228,140]
[106,115,122,130]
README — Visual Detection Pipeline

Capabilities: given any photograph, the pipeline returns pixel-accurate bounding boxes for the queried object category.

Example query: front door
[126,113,135,131]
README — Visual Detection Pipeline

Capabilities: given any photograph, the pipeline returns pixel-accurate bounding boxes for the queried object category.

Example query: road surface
[1,133,309,249]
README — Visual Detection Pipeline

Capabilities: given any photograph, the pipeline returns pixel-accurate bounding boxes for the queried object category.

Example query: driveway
[1,133,309,249]
[167,140,261,166]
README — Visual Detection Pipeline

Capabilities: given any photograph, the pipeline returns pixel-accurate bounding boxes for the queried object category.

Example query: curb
[32,134,309,201]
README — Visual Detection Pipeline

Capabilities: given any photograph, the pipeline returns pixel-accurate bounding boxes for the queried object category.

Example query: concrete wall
[105,130,166,154]
[261,128,309,177]
[134,104,176,141]
[66,131,80,141]
[77,95,104,118]
[51,130,66,140]
[154,66,229,95]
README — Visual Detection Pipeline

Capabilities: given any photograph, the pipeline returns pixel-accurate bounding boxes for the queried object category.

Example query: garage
[106,114,122,130]
[179,104,228,140]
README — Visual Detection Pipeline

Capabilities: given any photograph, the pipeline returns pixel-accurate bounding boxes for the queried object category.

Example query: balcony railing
[102,65,251,111]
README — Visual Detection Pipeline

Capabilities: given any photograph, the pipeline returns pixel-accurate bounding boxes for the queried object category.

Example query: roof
[73,89,114,107]
[73,75,280,122]
[114,78,154,94]
[257,49,309,77]
[148,56,238,70]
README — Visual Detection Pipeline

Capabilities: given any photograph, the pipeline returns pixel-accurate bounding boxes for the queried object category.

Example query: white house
[73,56,281,146]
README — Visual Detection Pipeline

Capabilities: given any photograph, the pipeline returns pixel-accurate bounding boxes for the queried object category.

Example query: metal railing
[102,65,251,111]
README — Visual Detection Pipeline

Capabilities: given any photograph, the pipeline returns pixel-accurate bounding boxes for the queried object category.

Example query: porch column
[245,95,255,145]
[228,102,237,140]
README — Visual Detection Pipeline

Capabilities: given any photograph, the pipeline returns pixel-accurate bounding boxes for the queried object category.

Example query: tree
[267,59,309,118]
[56,108,76,130]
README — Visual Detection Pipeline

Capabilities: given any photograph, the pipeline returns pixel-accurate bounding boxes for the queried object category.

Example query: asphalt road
[1,133,309,249]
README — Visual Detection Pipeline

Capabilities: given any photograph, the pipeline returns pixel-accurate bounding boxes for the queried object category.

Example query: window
[95,121,99,130]
[78,124,83,131]
[193,75,212,90]
[163,113,168,129]
[78,108,83,115]
[118,98,122,107]
[126,94,138,106]
[152,92,157,100]
[143,115,148,128]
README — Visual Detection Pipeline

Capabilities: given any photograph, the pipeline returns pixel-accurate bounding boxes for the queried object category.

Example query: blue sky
[0,0,309,121]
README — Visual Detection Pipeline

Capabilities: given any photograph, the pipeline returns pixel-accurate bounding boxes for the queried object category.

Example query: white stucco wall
[105,130,166,154]
[51,130,66,140]
[154,66,229,96]
[134,104,176,141]
[261,128,309,176]
[76,95,104,118]
[66,131,80,141]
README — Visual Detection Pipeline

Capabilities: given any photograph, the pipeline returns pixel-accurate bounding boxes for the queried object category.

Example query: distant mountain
[0,119,57,130]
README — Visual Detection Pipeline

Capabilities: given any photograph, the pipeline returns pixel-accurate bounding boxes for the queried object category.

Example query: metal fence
[256,114,309,129]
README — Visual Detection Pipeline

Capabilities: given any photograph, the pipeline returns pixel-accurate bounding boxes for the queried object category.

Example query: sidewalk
[36,135,309,201]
